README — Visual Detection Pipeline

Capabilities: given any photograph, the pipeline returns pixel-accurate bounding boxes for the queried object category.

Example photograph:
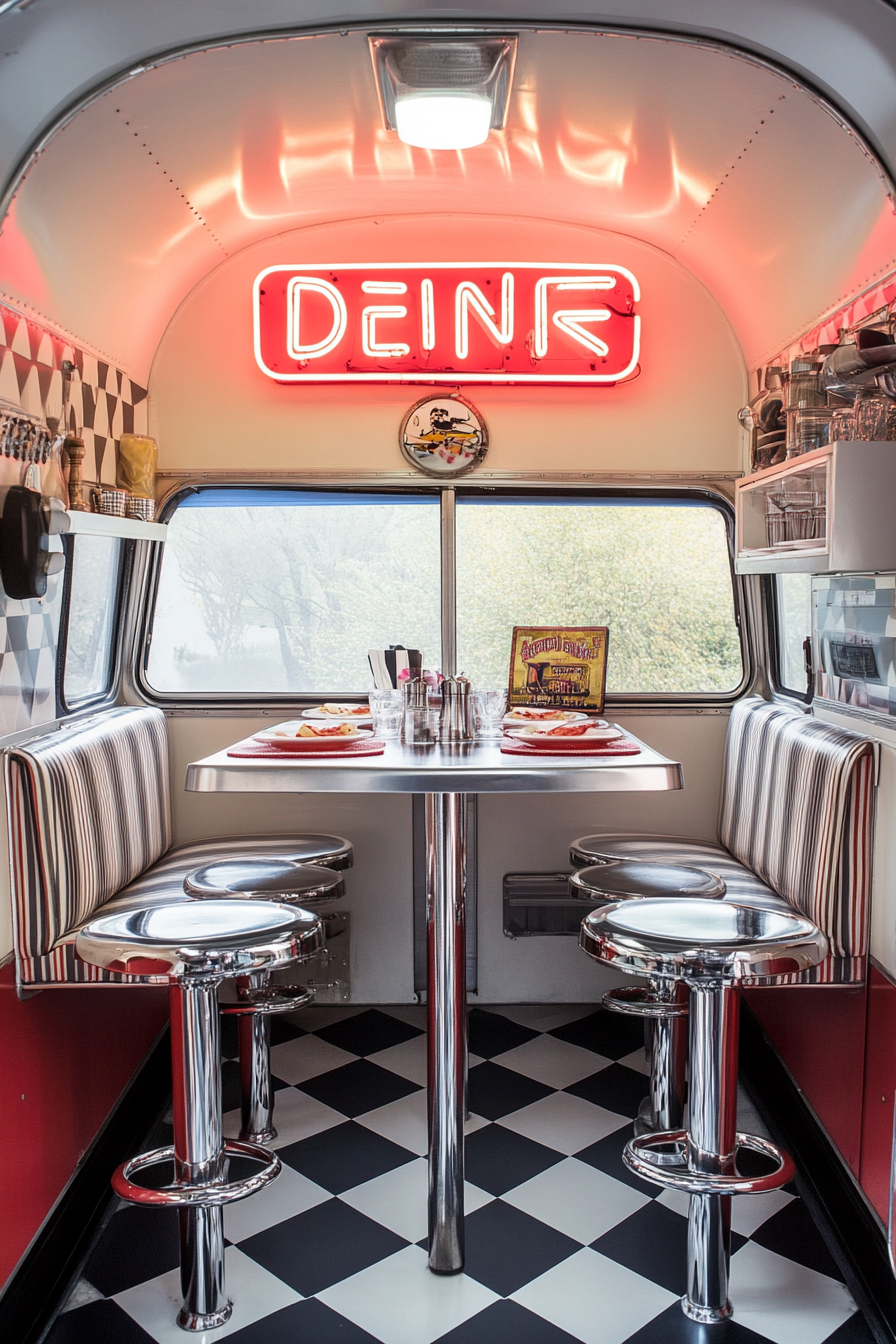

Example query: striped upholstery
[574,698,875,985]
[18,834,343,986]
[719,697,874,980]
[7,707,171,985]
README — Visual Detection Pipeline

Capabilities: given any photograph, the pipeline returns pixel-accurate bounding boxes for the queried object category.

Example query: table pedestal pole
[425,792,466,1273]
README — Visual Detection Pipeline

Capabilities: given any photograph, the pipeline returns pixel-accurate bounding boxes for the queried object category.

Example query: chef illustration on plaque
[399,394,488,477]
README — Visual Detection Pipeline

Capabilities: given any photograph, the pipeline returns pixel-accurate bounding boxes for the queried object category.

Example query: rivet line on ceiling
[114,108,228,256]
[675,98,784,251]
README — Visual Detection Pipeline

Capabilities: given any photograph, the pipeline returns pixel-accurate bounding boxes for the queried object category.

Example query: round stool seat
[263,834,354,871]
[570,835,651,867]
[76,899,323,980]
[184,859,345,906]
[580,898,827,983]
[571,859,726,902]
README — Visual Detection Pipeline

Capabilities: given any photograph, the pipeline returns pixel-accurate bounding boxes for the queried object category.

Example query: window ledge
[64,511,167,542]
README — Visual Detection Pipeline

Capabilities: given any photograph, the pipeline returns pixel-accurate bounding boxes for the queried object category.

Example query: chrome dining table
[185,730,683,1273]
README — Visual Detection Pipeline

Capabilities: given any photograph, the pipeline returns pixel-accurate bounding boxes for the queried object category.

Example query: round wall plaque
[399,394,488,478]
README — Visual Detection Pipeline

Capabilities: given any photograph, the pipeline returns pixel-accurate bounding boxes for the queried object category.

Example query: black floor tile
[238,1198,407,1296]
[575,1121,660,1198]
[226,1297,382,1342]
[81,1205,180,1296]
[277,1120,414,1193]
[467,1007,539,1059]
[565,1062,649,1118]
[820,1313,878,1342]
[467,1061,553,1121]
[464,1123,562,1196]
[298,1058,420,1117]
[269,1015,307,1046]
[315,1007,423,1056]
[462,1200,579,1296]
[623,1300,773,1343]
[748,1197,843,1280]
[44,1299,156,1344]
[434,1298,584,1343]
[592,1201,746,1296]
[548,1009,644,1059]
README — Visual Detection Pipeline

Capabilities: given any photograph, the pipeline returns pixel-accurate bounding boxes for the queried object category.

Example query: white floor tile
[224,1162,330,1243]
[269,1034,357,1085]
[492,1035,610,1089]
[225,1087,344,1150]
[729,1241,857,1344]
[339,1157,493,1243]
[318,1244,498,1344]
[498,1091,629,1155]
[489,1004,596,1032]
[356,1089,488,1155]
[730,1187,795,1238]
[369,1034,485,1086]
[115,1246,301,1344]
[513,1246,675,1344]
[62,1277,104,1312]
[617,1047,650,1077]
[504,1157,650,1244]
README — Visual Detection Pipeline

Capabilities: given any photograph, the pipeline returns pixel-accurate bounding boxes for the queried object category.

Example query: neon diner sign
[252,263,640,384]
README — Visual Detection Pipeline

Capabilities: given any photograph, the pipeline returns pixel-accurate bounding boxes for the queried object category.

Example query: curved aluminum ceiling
[1,7,896,379]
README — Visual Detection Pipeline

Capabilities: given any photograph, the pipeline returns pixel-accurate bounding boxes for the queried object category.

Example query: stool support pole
[684,980,739,1324]
[639,980,688,1134]
[425,792,466,1274]
[169,977,232,1332]
[237,971,275,1144]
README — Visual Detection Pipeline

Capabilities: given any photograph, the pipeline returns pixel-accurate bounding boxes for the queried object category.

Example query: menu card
[508,627,609,712]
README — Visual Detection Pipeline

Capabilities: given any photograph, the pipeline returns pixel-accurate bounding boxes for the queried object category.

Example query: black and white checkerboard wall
[0,302,148,736]
[0,301,148,486]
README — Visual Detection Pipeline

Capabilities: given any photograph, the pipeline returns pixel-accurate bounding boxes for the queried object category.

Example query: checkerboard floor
[47,1005,874,1344]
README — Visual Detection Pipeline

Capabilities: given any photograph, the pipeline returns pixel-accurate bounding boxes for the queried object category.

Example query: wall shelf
[63,511,167,542]
[735,442,896,574]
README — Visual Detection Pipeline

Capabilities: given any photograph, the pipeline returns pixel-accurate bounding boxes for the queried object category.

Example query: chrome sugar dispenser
[439,676,474,743]
[402,675,436,744]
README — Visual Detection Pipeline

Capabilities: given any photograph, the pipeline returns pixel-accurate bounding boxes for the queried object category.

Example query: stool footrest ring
[222,985,314,1016]
[603,986,689,1019]
[112,1140,281,1208]
[624,1130,795,1196]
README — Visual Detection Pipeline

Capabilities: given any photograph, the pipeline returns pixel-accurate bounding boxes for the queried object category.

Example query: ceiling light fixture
[369,35,517,151]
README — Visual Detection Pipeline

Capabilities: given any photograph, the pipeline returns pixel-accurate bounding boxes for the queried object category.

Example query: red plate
[501,736,641,756]
[252,732,371,752]
[229,737,385,758]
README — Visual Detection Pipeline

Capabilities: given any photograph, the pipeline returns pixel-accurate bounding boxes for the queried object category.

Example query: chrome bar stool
[573,859,726,1136]
[184,858,346,1143]
[76,900,323,1333]
[581,898,827,1324]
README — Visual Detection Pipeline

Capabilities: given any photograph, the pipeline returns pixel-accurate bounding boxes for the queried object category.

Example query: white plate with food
[301,703,373,724]
[502,708,590,726]
[256,720,372,750]
[507,723,623,741]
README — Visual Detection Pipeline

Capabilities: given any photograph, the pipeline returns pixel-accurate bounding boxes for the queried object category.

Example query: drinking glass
[370,703,402,739]
[472,689,508,739]
[854,390,890,441]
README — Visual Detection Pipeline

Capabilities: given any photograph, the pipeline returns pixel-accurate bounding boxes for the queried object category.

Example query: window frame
[768,572,813,704]
[57,532,127,714]
[134,480,749,709]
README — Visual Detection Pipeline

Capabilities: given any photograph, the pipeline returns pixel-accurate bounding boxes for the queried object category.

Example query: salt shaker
[403,677,435,744]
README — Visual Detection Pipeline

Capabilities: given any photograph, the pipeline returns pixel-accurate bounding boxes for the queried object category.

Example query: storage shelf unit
[735,442,896,574]
[64,511,166,542]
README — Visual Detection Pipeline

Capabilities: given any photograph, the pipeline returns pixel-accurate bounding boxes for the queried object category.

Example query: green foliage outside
[147,498,743,695]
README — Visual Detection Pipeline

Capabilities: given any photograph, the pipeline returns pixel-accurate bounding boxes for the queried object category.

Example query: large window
[145,490,442,694]
[143,486,743,698]
[774,572,813,699]
[457,495,742,693]
[61,535,122,707]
